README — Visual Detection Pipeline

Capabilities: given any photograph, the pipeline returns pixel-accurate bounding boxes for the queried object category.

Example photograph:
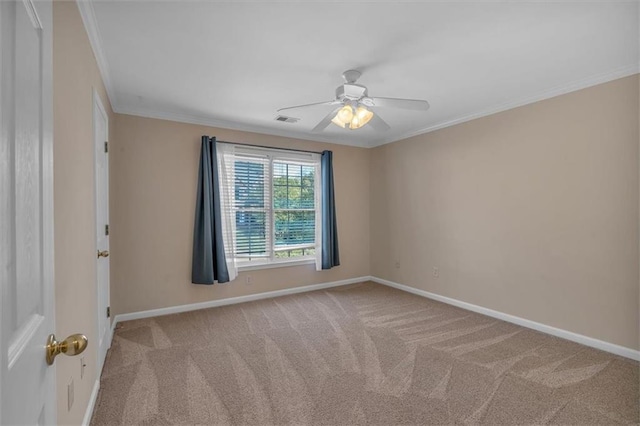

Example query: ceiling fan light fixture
[331,104,353,128]
[331,115,347,128]
[351,105,373,129]
[331,104,373,130]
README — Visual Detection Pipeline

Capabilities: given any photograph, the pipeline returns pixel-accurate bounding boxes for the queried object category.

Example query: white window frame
[230,145,321,271]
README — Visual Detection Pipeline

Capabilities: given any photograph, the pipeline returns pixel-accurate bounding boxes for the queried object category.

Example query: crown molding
[117,64,638,149]
[115,104,373,148]
[372,63,640,147]
[73,0,638,149]
[76,0,117,108]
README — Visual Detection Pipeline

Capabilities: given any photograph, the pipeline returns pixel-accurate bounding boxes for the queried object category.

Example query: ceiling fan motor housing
[336,83,368,101]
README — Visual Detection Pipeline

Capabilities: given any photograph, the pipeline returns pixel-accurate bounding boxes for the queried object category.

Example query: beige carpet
[91,282,639,425]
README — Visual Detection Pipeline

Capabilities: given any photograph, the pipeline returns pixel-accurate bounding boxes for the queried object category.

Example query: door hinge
[104,141,109,153]
[105,224,109,236]
[106,307,110,318]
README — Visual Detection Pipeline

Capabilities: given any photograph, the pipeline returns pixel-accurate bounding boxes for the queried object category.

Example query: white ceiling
[84,1,639,148]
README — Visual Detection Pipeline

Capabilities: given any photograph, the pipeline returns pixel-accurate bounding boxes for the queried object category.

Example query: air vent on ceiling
[275,115,299,123]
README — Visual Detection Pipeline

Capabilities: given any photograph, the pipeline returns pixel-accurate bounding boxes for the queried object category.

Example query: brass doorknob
[46,333,88,365]
[97,250,109,258]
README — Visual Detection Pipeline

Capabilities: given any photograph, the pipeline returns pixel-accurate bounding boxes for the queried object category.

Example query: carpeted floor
[91,281,639,425]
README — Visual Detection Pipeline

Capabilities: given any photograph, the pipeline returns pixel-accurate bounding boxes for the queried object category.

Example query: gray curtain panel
[321,150,340,269]
[191,136,230,284]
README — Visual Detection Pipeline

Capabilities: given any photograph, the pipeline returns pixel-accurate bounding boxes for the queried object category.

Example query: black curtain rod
[216,140,323,155]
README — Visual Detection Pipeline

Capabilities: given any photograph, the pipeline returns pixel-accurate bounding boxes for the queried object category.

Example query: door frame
[37,0,58,415]
[92,87,111,373]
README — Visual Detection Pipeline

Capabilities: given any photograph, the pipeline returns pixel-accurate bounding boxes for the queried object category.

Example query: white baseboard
[82,379,100,426]
[90,276,365,424]
[370,276,640,361]
[110,316,117,340]
[85,273,637,425]
[107,274,639,362]
[112,276,370,325]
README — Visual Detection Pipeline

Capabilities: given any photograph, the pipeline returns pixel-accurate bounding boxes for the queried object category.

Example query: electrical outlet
[67,378,74,411]
[245,275,252,284]
[80,357,86,379]
[395,261,400,269]
[432,267,439,278]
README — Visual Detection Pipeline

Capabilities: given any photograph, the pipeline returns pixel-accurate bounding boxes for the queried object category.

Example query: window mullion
[268,155,275,263]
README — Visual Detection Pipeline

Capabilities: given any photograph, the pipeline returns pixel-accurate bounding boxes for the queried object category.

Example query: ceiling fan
[277,69,430,133]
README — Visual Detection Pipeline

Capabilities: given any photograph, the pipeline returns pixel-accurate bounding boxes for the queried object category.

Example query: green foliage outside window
[273,162,315,248]
[234,159,316,260]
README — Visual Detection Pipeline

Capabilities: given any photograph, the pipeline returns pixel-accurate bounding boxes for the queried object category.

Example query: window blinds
[216,143,321,268]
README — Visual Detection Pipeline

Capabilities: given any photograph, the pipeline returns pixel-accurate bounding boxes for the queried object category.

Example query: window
[220,145,321,269]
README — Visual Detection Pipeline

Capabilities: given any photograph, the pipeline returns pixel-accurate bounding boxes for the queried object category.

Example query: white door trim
[92,87,111,375]
[35,0,57,419]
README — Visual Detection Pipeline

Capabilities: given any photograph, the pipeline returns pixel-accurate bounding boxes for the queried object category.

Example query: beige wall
[110,114,370,315]
[51,5,639,418]
[49,2,639,422]
[370,75,640,351]
[53,2,115,424]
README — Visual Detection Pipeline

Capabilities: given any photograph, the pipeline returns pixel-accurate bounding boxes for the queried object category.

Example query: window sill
[237,258,316,272]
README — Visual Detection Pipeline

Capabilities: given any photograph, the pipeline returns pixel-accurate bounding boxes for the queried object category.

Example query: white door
[0,0,57,424]
[94,90,111,372]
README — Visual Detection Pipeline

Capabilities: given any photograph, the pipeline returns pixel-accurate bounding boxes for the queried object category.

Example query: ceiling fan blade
[312,107,342,133]
[369,97,430,111]
[369,113,391,132]
[277,100,340,113]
